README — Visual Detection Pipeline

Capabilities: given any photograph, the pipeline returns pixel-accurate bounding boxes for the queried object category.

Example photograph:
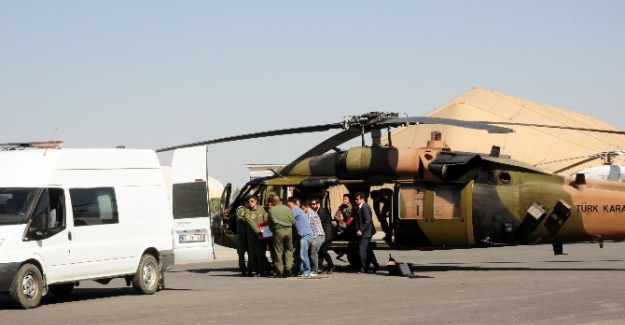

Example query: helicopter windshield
[232,184,262,205]
[0,188,39,225]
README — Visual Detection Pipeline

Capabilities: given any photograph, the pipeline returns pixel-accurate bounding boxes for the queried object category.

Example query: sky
[1,1,624,189]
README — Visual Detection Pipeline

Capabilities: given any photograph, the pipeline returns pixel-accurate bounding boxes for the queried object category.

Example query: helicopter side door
[394,181,474,247]
[212,183,235,249]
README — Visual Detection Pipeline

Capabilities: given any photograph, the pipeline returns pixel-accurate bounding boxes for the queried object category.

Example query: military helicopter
[157,112,625,266]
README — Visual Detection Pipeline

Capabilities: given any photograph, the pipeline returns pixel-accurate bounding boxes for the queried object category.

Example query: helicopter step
[386,254,414,277]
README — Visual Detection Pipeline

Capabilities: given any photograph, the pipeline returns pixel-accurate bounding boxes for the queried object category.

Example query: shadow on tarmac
[186,267,240,274]
[411,262,625,273]
[179,261,625,277]
[0,287,135,309]
[0,283,194,310]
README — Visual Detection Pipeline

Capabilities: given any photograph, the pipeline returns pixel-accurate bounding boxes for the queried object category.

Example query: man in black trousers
[311,198,335,273]
[354,192,379,273]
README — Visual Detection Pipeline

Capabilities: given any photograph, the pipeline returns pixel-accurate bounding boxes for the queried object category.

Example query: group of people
[235,190,391,277]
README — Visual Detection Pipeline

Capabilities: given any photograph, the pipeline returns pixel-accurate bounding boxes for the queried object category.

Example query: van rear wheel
[10,263,43,309]
[132,254,159,295]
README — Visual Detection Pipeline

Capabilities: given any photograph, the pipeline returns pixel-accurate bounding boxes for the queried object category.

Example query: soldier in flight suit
[337,194,358,241]
[244,195,269,276]
[333,194,354,261]
[236,201,250,276]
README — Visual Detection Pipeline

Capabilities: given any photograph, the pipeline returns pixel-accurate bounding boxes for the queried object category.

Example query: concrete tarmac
[3,242,625,324]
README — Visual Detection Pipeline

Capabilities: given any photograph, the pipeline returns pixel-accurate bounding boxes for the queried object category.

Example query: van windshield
[0,188,39,225]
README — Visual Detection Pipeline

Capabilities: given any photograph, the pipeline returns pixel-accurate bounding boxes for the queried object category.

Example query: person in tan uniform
[267,195,295,277]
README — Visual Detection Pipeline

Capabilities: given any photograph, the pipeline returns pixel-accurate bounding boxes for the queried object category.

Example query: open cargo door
[170,146,215,264]
[394,181,474,248]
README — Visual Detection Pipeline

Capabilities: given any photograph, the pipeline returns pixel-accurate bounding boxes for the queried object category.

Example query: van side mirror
[28,213,49,238]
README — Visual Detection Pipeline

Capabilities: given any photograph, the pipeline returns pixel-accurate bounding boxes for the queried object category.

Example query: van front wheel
[132,254,159,295]
[10,263,43,309]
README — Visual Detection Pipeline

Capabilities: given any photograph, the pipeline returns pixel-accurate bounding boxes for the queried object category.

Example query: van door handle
[68,231,72,241]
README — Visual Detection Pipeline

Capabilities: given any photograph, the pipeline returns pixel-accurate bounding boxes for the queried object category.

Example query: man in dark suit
[355,192,379,273]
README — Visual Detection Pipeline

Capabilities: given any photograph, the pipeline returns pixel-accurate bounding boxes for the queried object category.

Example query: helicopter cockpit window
[234,184,261,204]
[398,186,425,220]
[434,185,461,219]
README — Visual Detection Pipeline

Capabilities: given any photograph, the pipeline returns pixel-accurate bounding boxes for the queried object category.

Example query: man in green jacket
[267,195,295,277]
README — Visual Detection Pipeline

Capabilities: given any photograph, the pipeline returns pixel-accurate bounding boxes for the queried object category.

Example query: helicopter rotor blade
[477,121,625,135]
[157,113,521,153]
[290,127,365,162]
[155,112,403,153]
[155,122,344,153]
[281,116,517,172]
[156,113,625,156]
[553,156,602,174]
[540,150,625,174]
[379,116,516,134]
[535,155,595,167]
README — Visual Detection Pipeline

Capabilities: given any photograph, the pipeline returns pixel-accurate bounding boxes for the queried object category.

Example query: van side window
[70,187,119,226]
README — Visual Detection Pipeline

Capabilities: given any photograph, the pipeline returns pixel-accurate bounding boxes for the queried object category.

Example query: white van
[0,144,174,308]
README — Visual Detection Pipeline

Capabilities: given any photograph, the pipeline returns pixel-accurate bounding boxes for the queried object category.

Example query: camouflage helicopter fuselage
[216,137,625,252]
